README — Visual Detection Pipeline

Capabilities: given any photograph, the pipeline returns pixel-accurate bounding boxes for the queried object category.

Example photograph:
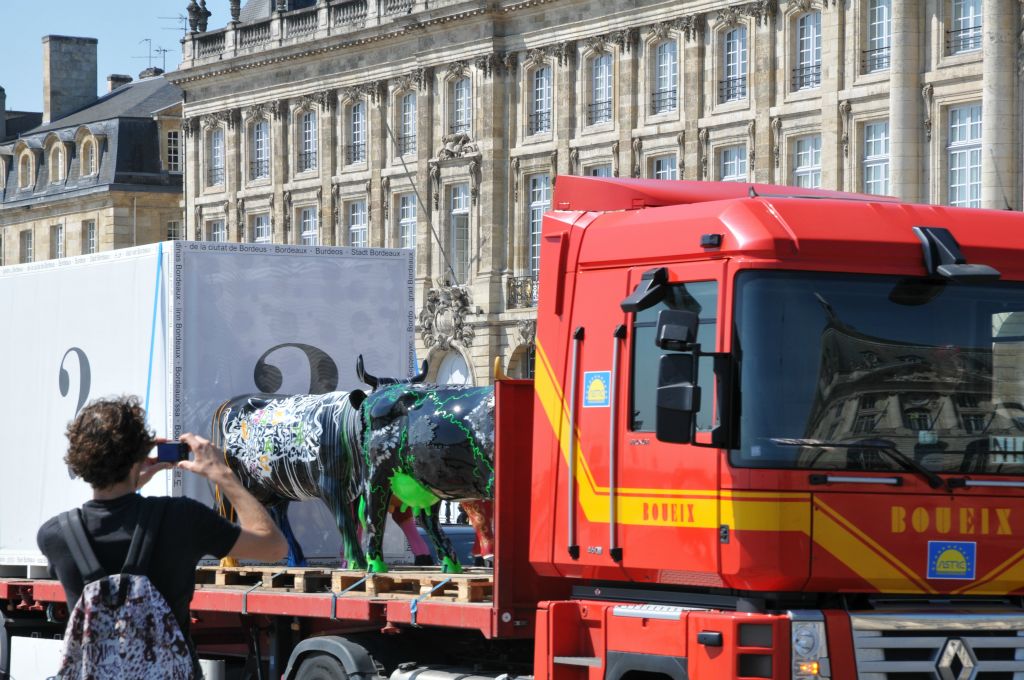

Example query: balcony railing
[507,275,538,309]
[196,31,226,59]
[207,166,225,186]
[382,0,413,15]
[298,150,318,171]
[587,100,612,125]
[947,26,982,54]
[651,88,677,113]
[249,159,270,179]
[861,46,890,73]
[238,22,271,48]
[791,63,821,90]
[397,133,416,155]
[333,0,368,26]
[286,10,318,38]
[346,143,367,164]
[528,110,551,135]
[718,77,746,103]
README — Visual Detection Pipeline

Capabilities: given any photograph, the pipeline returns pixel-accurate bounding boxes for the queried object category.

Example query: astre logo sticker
[927,541,976,580]
[582,371,611,408]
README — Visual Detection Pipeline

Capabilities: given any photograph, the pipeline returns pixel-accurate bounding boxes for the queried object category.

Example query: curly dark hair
[65,396,155,489]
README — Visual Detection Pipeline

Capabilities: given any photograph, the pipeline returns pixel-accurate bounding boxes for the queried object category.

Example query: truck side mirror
[656,310,699,351]
[656,353,701,444]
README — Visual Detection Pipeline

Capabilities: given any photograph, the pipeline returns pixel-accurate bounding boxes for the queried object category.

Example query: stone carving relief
[381,176,391,219]
[649,21,676,42]
[569,147,580,175]
[716,6,744,28]
[771,116,782,168]
[182,117,199,138]
[429,160,441,209]
[698,128,709,179]
[679,13,706,42]
[922,84,934,142]
[748,0,778,25]
[474,53,500,78]
[555,40,577,66]
[611,141,620,177]
[510,157,520,202]
[550,150,558,184]
[438,133,479,160]
[236,197,245,239]
[502,52,519,73]
[469,158,481,204]
[420,286,476,351]
[747,120,757,165]
[515,319,537,348]
[631,138,642,178]
[447,61,469,80]
[839,100,852,157]
[283,191,292,235]
[331,184,340,229]
[677,132,685,176]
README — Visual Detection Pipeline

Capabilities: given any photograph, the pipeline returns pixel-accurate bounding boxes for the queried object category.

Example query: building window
[588,164,613,177]
[651,154,678,180]
[206,219,227,242]
[719,145,747,182]
[793,11,822,90]
[19,154,32,189]
[398,92,417,155]
[398,193,417,250]
[250,120,270,180]
[347,101,366,164]
[948,0,982,53]
[49,146,63,184]
[300,207,318,246]
[450,77,472,135]
[207,128,225,186]
[449,184,470,284]
[81,140,96,177]
[652,40,678,113]
[588,53,613,125]
[948,103,982,208]
[166,130,181,173]
[348,201,367,247]
[720,26,747,102]
[528,65,553,134]
[528,174,550,280]
[863,0,891,73]
[166,220,182,241]
[251,213,271,243]
[793,135,822,188]
[83,220,97,253]
[299,110,317,172]
[50,224,64,259]
[20,230,33,263]
[862,120,890,195]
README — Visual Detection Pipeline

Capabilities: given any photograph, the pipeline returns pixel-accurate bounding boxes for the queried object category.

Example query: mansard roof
[30,76,181,134]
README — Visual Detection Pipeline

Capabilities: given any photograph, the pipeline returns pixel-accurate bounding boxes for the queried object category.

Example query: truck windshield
[731,271,1024,475]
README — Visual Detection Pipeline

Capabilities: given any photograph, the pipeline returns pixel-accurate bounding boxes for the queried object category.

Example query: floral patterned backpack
[56,499,196,680]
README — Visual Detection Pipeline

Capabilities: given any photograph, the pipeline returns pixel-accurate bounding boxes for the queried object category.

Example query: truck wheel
[294,652,349,680]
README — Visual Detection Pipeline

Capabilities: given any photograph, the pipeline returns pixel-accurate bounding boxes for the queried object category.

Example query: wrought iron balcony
[791,63,821,90]
[397,133,416,155]
[207,166,225,186]
[528,110,552,135]
[298,150,318,171]
[947,26,982,54]
[861,46,890,73]
[507,275,538,309]
[346,143,366,164]
[718,77,747,103]
[249,159,270,179]
[587,100,612,125]
[651,88,678,113]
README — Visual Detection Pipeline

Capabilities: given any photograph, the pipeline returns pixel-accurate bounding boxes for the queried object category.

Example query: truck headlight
[789,611,830,679]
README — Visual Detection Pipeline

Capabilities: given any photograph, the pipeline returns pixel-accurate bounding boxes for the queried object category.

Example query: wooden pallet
[196,566,493,602]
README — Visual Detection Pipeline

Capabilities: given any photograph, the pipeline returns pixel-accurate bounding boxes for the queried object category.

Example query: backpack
[56,498,196,680]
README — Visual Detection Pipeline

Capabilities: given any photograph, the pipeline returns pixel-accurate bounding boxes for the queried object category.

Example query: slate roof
[3,111,43,143]
[31,76,180,134]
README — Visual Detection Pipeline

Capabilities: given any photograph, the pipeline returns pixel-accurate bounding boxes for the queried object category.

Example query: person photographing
[37,395,287,679]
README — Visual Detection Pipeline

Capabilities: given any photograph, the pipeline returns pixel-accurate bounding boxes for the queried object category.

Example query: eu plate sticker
[927,541,976,580]
[582,371,611,408]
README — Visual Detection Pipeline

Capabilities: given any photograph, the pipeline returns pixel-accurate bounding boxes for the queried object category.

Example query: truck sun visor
[620,266,669,313]
[913,226,1001,282]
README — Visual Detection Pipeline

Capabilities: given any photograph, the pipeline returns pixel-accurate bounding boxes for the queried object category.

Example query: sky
[0,1,234,112]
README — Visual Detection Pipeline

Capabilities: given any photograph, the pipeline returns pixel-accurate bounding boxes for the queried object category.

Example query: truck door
[557,260,726,584]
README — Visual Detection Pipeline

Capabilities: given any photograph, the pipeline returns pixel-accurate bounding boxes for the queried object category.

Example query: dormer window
[18,153,33,189]
[81,140,96,176]
[49,145,64,184]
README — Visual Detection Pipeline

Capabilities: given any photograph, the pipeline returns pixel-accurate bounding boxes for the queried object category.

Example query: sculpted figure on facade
[420,286,475,351]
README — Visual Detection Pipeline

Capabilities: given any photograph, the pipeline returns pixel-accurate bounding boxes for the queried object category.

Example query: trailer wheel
[294,652,349,680]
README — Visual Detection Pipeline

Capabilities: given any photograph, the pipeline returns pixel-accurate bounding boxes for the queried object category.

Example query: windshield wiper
[769,437,947,490]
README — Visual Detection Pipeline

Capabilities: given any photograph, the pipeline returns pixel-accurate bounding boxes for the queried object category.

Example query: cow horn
[356,354,378,389]
[411,359,428,383]
[493,357,509,381]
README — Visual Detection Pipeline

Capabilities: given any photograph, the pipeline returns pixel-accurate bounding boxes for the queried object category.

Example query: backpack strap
[58,509,106,583]
[122,497,166,574]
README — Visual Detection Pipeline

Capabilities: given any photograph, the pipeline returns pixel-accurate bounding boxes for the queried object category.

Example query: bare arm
[177,433,288,562]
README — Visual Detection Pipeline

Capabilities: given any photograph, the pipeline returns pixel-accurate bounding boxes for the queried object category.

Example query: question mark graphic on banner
[59,347,92,479]
[254,343,339,395]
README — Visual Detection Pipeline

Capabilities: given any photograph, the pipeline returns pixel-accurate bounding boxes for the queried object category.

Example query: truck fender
[284,636,381,680]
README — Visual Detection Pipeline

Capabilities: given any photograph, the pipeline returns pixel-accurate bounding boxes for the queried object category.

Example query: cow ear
[347,389,367,410]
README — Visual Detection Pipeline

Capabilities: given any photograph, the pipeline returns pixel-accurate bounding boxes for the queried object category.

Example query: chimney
[0,86,6,142]
[107,74,132,92]
[138,67,165,79]
[42,36,98,124]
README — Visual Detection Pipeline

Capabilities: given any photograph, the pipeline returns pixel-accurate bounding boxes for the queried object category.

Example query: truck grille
[851,611,1024,680]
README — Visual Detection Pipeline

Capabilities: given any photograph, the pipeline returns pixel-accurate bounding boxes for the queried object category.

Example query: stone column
[981,0,1018,209]
[820,2,842,190]
[319,96,337,244]
[751,8,775,183]
[681,14,705,180]
[888,0,923,203]
[370,83,386,247]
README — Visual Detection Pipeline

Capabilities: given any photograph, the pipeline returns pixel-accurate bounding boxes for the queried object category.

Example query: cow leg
[363,471,395,573]
[269,501,306,567]
[320,488,365,571]
[391,503,432,566]
[419,504,462,574]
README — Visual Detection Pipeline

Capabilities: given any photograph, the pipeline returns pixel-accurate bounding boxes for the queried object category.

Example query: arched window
[436,351,472,386]
[588,53,613,124]
[651,39,678,112]
[528,65,552,134]
[397,92,416,155]
[449,77,471,135]
[346,101,366,164]
[298,110,317,172]
[49,145,63,184]
[19,153,32,189]
[81,140,96,176]
[249,119,270,180]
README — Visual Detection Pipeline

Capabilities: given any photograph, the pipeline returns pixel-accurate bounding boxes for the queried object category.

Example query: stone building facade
[0,38,184,266]
[169,0,1019,386]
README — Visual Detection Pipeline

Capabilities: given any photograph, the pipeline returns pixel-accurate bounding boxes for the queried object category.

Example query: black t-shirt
[36,493,241,638]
